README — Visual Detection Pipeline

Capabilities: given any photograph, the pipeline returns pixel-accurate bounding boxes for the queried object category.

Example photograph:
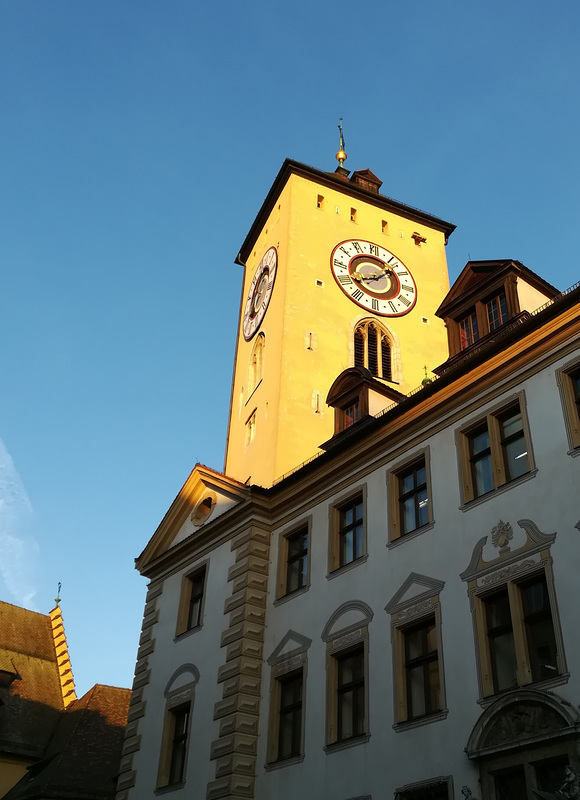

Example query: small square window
[350,207,357,222]
[317,194,324,209]
[176,566,207,636]
[245,409,256,446]
[381,219,389,234]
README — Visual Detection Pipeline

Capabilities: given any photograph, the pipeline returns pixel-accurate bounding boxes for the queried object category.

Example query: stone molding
[115,580,163,800]
[207,525,270,799]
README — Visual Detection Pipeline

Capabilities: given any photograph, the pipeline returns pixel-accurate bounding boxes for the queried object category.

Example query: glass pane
[354,524,363,558]
[534,757,568,793]
[471,428,490,455]
[428,658,441,711]
[339,689,354,738]
[286,559,301,592]
[473,452,493,495]
[408,665,426,717]
[526,617,558,681]
[494,766,527,800]
[501,411,523,438]
[504,436,528,479]
[486,592,511,629]
[402,496,416,534]
[417,488,428,527]
[405,628,424,660]
[491,631,518,691]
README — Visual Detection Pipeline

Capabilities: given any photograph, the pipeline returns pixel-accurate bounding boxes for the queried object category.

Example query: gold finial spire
[335,117,347,168]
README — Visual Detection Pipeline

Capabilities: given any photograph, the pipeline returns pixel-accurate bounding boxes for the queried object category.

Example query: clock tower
[224,157,455,487]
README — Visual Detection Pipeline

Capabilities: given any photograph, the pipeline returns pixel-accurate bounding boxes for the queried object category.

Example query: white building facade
[116,159,580,800]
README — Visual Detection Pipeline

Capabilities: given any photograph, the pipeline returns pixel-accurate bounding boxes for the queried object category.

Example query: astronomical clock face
[330,239,417,317]
[243,246,278,341]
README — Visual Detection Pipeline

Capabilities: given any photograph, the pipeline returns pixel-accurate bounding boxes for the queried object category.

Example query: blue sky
[1,0,579,696]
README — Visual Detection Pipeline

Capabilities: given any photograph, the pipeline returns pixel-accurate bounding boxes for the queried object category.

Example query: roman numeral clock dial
[330,239,417,316]
[243,246,278,341]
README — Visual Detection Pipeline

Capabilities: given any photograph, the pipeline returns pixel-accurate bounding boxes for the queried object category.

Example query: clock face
[243,246,278,341]
[330,239,417,317]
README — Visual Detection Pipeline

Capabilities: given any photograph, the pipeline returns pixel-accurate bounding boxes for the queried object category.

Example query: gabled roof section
[5,684,130,800]
[136,463,250,572]
[236,159,456,264]
[436,259,559,319]
[349,167,383,193]
[326,366,406,408]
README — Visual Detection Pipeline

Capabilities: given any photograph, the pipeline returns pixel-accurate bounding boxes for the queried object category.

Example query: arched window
[248,333,265,396]
[354,320,392,380]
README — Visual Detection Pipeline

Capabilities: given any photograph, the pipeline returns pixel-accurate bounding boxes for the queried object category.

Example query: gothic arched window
[354,321,392,381]
[248,333,265,396]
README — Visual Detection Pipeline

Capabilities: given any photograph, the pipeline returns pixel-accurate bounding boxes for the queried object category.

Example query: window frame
[275,519,311,601]
[156,668,198,791]
[386,574,447,730]
[353,319,393,381]
[325,639,369,750]
[556,358,580,452]
[328,487,367,575]
[473,567,564,698]
[175,564,208,638]
[388,447,434,543]
[457,392,535,505]
[266,632,310,768]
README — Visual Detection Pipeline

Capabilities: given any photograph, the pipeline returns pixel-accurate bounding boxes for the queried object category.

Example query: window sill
[274,584,310,606]
[477,673,570,708]
[326,553,368,581]
[155,781,185,795]
[264,753,305,771]
[393,708,448,732]
[174,624,202,643]
[324,733,370,754]
[388,521,435,549]
[568,446,580,458]
[460,469,538,512]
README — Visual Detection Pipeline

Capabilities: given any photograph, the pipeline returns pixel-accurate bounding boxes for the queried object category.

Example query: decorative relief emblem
[331,630,363,651]
[483,702,564,748]
[397,598,434,623]
[491,520,513,554]
[477,556,540,588]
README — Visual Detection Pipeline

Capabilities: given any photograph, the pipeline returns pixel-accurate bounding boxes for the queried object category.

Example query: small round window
[191,493,216,526]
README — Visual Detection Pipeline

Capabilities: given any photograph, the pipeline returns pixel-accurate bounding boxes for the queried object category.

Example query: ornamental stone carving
[491,519,513,553]
[482,701,565,748]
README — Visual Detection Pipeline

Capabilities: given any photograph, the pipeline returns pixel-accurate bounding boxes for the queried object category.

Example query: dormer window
[486,290,509,331]
[344,402,360,428]
[460,310,479,350]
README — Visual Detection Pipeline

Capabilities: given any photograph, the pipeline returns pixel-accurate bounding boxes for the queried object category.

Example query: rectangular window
[277,671,303,760]
[157,702,191,787]
[336,647,365,741]
[245,410,256,446]
[477,572,560,696]
[176,566,207,636]
[459,396,533,503]
[329,491,366,573]
[487,290,509,331]
[285,528,308,594]
[382,219,389,234]
[317,194,324,209]
[558,363,580,450]
[403,618,441,719]
[388,450,433,542]
[276,523,309,599]
[460,310,479,349]
[350,207,357,222]
[338,497,364,566]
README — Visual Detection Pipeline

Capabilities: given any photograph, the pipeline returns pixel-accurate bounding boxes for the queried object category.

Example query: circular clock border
[330,239,417,317]
[243,246,278,341]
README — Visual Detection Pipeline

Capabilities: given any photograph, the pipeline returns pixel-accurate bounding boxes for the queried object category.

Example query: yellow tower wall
[225,168,452,487]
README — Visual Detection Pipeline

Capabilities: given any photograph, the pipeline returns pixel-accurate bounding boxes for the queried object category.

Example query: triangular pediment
[385,572,445,614]
[136,464,249,572]
[267,630,312,665]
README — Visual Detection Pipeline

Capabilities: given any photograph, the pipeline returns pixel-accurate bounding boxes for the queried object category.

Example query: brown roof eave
[235,159,456,265]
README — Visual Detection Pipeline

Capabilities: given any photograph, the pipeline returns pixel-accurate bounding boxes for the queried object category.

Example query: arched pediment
[321,600,374,642]
[466,689,580,759]
[164,663,200,697]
